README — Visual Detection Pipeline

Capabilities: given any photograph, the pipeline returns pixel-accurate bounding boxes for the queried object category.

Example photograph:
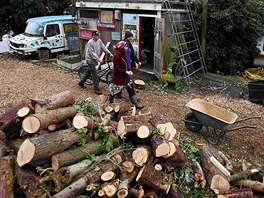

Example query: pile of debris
[0,91,263,198]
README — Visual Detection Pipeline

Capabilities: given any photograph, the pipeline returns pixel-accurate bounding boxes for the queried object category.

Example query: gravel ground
[1,55,263,168]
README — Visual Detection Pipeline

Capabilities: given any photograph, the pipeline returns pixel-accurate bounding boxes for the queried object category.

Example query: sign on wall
[100,10,114,24]
[111,32,121,41]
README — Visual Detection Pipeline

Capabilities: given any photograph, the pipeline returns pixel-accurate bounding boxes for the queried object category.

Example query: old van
[9,15,78,59]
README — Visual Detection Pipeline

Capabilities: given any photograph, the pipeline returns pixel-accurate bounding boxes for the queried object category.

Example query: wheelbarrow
[183,98,260,144]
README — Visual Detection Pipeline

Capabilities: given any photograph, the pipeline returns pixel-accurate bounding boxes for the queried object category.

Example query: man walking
[78,31,113,95]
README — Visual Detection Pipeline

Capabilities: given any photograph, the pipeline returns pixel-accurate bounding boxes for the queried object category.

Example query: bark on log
[51,134,119,170]
[53,152,123,198]
[117,167,140,198]
[7,138,24,153]
[200,145,229,185]
[0,156,14,198]
[151,135,170,157]
[0,100,33,131]
[164,147,186,169]
[15,164,46,198]
[117,114,153,138]
[235,179,264,193]
[45,90,75,110]
[128,186,144,198]
[22,106,78,133]
[132,146,150,167]
[0,141,7,158]
[229,169,259,183]
[168,184,181,198]
[156,122,177,141]
[221,188,254,198]
[192,161,206,188]
[0,131,6,141]
[17,128,82,167]
[136,163,171,194]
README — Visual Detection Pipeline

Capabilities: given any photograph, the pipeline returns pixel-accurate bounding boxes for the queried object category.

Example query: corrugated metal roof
[27,15,73,25]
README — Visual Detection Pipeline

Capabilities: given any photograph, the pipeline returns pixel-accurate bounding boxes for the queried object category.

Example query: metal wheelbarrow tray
[183,98,259,144]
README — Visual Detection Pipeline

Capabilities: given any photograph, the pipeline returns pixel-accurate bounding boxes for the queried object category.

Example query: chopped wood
[221,188,254,198]
[134,79,145,90]
[114,105,120,113]
[17,128,82,167]
[132,146,150,166]
[229,169,259,183]
[136,163,171,194]
[0,131,6,141]
[7,138,24,153]
[22,106,78,133]
[154,164,163,171]
[156,122,177,141]
[235,179,264,193]
[103,126,113,133]
[151,135,170,157]
[163,141,177,158]
[168,184,181,198]
[210,175,230,194]
[98,189,105,197]
[192,161,206,188]
[102,114,112,126]
[105,105,114,113]
[0,156,14,198]
[122,160,135,173]
[72,113,94,129]
[0,141,7,158]
[101,171,116,182]
[164,147,186,169]
[51,134,119,170]
[128,186,144,198]
[102,183,118,197]
[53,152,123,198]
[210,156,231,177]
[86,183,100,192]
[34,103,46,113]
[17,106,32,118]
[137,125,151,140]
[45,90,75,110]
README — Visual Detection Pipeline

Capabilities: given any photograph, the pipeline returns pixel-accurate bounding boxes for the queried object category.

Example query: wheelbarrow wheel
[184,112,203,132]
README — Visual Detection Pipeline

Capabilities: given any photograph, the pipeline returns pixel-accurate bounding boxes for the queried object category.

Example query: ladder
[163,0,207,84]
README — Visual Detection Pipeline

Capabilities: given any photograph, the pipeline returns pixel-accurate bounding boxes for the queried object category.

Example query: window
[80,9,99,19]
[46,24,60,37]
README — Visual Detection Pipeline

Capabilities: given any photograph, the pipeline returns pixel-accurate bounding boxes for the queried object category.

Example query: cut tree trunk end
[132,146,150,167]
[17,106,32,118]
[151,135,170,157]
[101,171,116,182]
[72,113,94,130]
[22,106,78,134]
[156,122,177,141]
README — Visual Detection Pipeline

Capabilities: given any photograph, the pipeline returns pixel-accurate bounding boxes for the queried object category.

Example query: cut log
[128,186,144,198]
[163,141,177,158]
[15,164,45,198]
[154,164,163,171]
[192,161,206,188]
[17,106,33,118]
[117,167,140,198]
[229,169,259,183]
[22,106,78,133]
[7,138,24,153]
[151,135,170,157]
[221,188,254,198]
[45,90,75,110]
[34,103,46,113]
[122,160,135,173]
[137,125,151,143]
[51,134,119,170]
[200,145,229,185]
[0,156,14,198]
[105,105,114,113]
[235,179,264,193]
[102,183,118,197]
[117,114,153,138]
[17,128,82,167]
[72,113,94,130]
[136,163,171,194]
[134,79,145,90]
[0,100,32,131]
[102,114,112,126]
[168,184,181,198]
[101,171,116,182]
[164,147,186,169]
[210,156,231,177]
[53,152,123,198]
[132,146,150,166]
[103,126,113,133]
[210,175,230,194]
[48,121,68,131]
[156,122,177,141]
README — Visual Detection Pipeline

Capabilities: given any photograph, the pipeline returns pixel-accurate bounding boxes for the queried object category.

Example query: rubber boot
[94,86,102,95]
[109,94,115,103]
[129,95,144,110]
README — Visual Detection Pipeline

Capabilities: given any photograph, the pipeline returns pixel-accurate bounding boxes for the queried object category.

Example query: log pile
[0,90,263,198]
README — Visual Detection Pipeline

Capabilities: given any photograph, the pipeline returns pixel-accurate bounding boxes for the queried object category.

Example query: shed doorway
[139,17,155,73]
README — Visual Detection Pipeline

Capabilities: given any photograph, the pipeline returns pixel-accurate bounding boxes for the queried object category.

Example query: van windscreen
[24,22,44,36]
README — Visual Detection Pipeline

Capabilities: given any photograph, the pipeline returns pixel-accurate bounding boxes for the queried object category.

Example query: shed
[74,0,204,80]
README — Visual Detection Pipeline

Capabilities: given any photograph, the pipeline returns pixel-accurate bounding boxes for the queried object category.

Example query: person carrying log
[108,41,144,110]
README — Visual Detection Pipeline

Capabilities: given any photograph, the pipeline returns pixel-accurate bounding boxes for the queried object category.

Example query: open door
[153,18,164,79]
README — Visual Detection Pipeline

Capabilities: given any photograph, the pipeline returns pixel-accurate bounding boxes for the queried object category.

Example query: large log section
[0,156,14,198]
[17,128,83,167]
[22,106,78,133]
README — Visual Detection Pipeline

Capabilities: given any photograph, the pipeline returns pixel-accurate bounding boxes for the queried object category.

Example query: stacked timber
[0,90,263,198]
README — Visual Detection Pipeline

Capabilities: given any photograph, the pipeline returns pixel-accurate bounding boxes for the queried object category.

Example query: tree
[0,0,71,34]
[203,0,264,74]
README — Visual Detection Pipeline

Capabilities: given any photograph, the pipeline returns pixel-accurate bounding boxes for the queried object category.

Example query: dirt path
[1,56,263,167]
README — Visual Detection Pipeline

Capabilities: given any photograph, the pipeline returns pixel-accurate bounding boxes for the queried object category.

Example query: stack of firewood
[0,90,263,198]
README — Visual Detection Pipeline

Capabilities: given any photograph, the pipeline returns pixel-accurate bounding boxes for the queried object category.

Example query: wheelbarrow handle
[235,116,261,123]
[227,125,257,133]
